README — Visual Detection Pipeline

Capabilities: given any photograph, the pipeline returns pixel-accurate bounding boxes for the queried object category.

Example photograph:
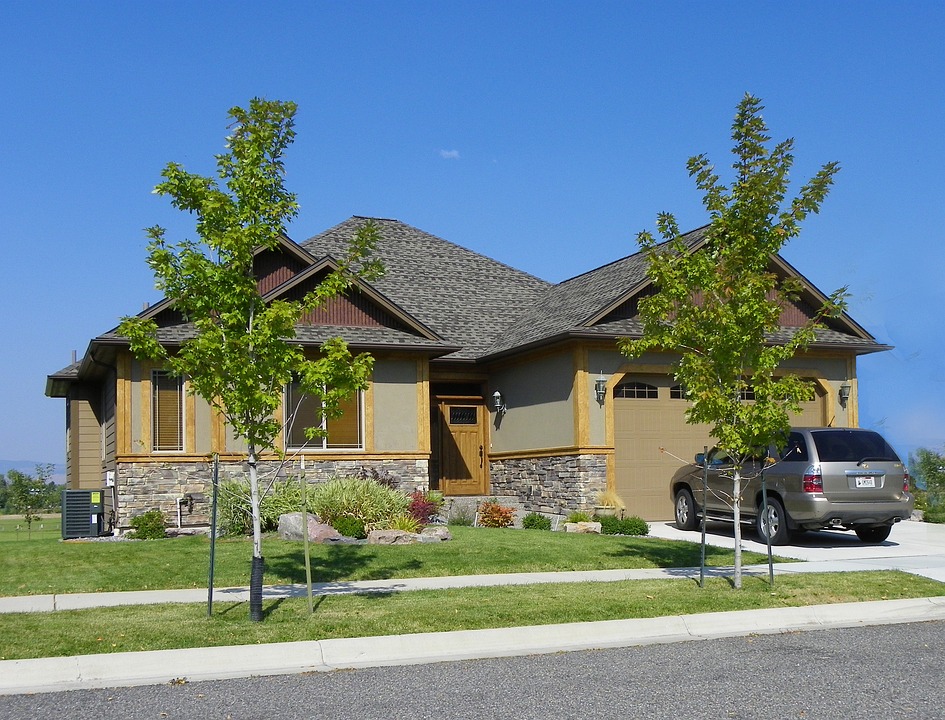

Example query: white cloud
[439,149,460,160]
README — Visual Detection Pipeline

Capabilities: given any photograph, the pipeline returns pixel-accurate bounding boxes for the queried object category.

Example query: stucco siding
[372,358,420,452]
[489,351,575,453]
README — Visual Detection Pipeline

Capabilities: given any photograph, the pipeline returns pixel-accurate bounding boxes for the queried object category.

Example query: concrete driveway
[647,518,945,582]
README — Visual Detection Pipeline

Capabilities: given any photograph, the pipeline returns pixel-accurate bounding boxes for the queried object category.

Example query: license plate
[855,476,876,488]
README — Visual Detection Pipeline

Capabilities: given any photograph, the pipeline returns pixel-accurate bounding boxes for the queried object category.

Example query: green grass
[0,514,60,543]
[1,571,941,661]
[0,526,788,597]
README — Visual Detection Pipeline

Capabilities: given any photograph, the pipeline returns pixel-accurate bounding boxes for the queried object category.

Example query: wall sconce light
[838,383,852,406]
[594,372,608,405]
[492,390,507,415]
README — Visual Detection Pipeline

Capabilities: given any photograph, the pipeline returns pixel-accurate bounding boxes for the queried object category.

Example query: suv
[670,428,913,545]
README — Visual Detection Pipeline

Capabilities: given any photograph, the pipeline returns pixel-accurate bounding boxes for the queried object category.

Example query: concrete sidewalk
[3,596,944,695]
[2,520,943,695]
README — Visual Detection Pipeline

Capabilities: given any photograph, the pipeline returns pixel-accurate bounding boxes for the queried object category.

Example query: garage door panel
[614,375,826,521]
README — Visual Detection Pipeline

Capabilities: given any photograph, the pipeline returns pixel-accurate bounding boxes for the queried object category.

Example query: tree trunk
[733,468,742,589]
[247,446,264,622]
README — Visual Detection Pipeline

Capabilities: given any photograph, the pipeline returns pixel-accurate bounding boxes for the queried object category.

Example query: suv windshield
[810,430,900,464]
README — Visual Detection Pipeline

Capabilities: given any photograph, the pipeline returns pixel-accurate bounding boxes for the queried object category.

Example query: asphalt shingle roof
[301,217,552,360]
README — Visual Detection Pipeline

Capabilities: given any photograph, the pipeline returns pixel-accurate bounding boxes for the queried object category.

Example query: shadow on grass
[600,536,742,568]
[264,545,424,584]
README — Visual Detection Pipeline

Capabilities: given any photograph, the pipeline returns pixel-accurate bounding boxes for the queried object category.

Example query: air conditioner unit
[61,490,105,539]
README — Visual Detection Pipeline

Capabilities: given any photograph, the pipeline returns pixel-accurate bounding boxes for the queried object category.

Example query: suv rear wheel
[757,496,790,545]
[854,525,892,543]
[674,488,698,531]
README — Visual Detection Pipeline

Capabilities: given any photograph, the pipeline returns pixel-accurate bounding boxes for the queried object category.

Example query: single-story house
[46,216,887,530]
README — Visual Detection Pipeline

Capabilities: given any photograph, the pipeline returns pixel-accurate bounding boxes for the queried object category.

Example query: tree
[7,465,53,535]
[619,94,847,587]
[909,447,945,515]
[119,98,382,621]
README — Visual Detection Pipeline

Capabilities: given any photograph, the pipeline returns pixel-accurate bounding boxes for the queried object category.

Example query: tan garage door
[613,375,711,521]
[613,375,826,521]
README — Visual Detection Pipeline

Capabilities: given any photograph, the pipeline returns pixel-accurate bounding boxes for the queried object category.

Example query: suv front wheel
[757,496,790,545]
[674,488,698,531]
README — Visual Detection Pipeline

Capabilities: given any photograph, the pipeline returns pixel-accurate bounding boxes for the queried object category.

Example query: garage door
[613,375,711,521]
[613,375,826,521]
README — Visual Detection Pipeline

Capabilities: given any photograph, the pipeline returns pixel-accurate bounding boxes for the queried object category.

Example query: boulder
[278,512,343,543]
[367,529,420,545]
[420,526,452,542]
[564,521,602,534]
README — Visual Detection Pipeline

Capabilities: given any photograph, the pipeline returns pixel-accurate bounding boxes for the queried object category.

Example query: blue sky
[1,1,943,470]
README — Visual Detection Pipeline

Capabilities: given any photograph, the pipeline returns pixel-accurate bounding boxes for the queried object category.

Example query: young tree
[620,94,847,586]
[119,98,382,621]
[910,447,945,509]
[7,466,52,536]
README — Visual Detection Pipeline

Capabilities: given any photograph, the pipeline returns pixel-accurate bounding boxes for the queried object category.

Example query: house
[45,217,888,530]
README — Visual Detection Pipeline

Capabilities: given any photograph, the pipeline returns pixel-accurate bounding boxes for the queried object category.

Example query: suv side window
[780,432,809,462]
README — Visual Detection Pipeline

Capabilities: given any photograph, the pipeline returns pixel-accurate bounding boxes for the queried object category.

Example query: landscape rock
[420,526,452,542]
[564,521,602,534]
[278,512,343,543]
[367,529,420,545]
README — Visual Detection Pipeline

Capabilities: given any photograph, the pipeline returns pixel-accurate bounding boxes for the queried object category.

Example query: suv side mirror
[695,453,706,465]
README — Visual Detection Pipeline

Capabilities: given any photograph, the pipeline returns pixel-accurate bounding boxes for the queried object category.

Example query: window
[285,381,363,450]
[614,382,658,399]
[670,384,688,400]
[152,370,183,452]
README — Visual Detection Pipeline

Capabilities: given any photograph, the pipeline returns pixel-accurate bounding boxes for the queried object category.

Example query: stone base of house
[488,453,608,515]
[115,458,429,531]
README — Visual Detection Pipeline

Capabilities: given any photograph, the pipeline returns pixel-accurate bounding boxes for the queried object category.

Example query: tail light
[904,469,911,493]
[803,465,823,493]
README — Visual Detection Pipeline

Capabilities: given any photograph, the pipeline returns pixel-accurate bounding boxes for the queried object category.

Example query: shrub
[385,513,422,533]
[447,506,475,526]
[565,510,592,524]
[620,515,649,536]
[308,476,409,531]
[521,512,552,530]
[331,515,367,539]
[478,499,515,528]
[924,504,945,524]
[216,478,309,536]
[596,489,626,511]
[408,490,444,525]
[128,509,166,540]
[598,515,650,536]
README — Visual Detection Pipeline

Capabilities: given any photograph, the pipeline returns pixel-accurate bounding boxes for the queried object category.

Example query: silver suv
[670,428,913,544]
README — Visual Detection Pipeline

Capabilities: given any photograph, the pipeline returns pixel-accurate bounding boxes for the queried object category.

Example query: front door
[436,400,487,496]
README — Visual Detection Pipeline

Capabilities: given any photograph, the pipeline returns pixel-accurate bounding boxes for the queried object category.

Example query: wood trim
[116,451,431,464]
[185,389,196,454]
[417,360,430,453]
[363,378,374,453]
[573,346,589,448]
[117,352,132,456]
[489,446,613,461]
[139,360,153,454]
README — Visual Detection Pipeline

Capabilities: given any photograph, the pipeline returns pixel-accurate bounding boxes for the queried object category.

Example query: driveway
[647,518,945,582]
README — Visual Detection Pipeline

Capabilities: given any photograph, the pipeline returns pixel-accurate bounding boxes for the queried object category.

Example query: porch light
[492,390,507,415]
[839,383,852,406]
[595,373,608,405]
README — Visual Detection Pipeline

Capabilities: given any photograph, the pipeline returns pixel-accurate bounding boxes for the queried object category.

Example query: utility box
[61,489,105,539]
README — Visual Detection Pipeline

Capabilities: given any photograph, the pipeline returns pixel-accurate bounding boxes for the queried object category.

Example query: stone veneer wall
[116,458,429,530]
[488,453,608,515]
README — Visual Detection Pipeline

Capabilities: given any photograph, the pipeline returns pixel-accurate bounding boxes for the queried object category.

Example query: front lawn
[0,526,784,596]
[1,571,942,660]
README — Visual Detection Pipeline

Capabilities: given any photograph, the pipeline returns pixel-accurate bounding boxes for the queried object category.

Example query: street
[3,620,942,720]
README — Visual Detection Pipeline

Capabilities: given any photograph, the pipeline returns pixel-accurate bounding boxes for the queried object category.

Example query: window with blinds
[285,381,363,450]
[152,370,184,452]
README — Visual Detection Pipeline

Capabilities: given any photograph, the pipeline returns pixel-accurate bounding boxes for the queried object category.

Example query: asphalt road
[3,620,942,720]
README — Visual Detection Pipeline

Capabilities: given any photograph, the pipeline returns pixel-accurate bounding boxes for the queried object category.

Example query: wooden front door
[437,400,487,496]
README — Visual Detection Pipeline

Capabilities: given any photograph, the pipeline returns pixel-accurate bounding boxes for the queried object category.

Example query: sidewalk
[2,520,944,695]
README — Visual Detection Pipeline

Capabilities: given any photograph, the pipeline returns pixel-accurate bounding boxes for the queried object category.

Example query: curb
[3,596,944,695]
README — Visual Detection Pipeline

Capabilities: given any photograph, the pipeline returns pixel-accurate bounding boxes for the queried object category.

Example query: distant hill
[0,461,66,484]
